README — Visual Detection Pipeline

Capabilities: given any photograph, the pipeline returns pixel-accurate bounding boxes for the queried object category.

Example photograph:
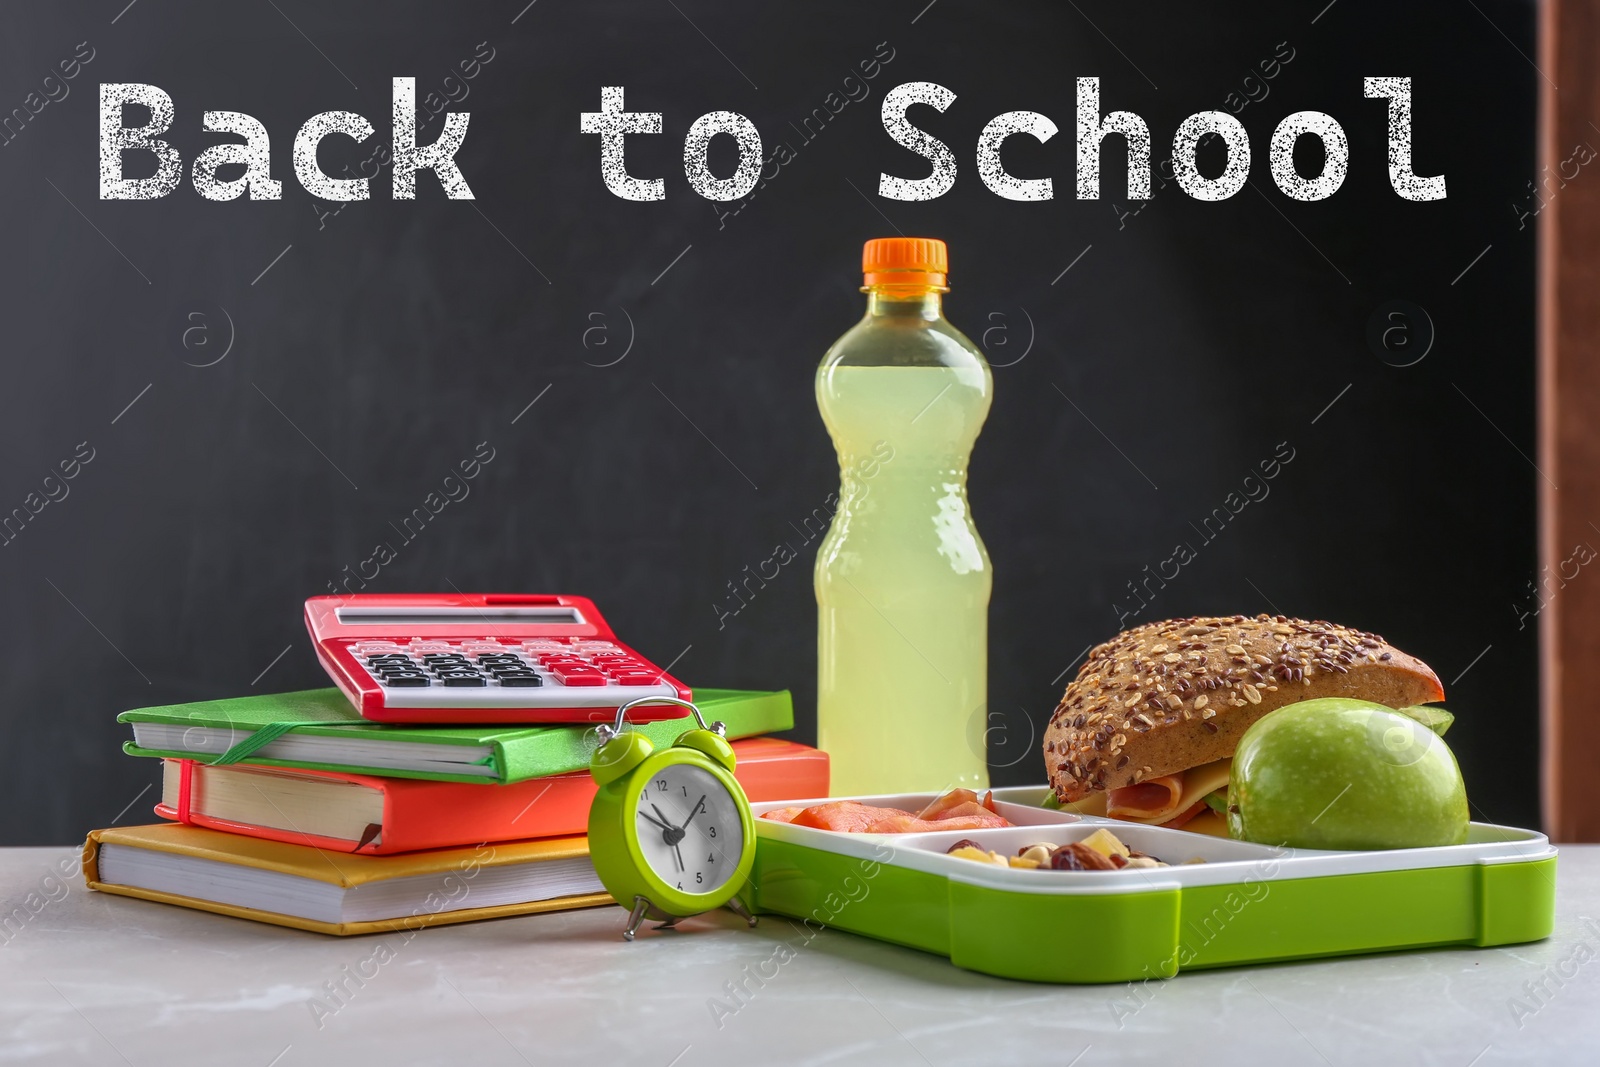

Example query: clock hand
[637,809,673,833]
[680,796,707,829]
[650,801,688,865]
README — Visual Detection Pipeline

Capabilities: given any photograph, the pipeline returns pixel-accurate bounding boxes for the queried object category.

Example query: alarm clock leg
[726,894,758,929]
[623,896,652,942]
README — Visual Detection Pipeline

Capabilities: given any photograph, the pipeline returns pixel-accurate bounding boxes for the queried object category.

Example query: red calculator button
[614,675,661,686]
[551,672,604,687]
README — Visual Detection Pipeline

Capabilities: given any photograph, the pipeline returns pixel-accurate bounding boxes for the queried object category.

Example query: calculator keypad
[348,637,671,705]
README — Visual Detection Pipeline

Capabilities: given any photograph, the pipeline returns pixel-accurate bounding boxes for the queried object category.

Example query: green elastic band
[208,721,302,766]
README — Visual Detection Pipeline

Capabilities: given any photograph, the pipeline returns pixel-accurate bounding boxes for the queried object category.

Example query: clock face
[633,762,745,897]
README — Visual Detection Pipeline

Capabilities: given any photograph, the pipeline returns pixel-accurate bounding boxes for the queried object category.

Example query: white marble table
[1,844,1595,1065]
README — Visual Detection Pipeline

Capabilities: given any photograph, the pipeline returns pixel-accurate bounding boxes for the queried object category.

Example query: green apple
[1228,697,1469,850]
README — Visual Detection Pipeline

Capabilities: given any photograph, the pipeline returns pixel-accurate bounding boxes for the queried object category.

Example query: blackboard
[0,0,1539,843]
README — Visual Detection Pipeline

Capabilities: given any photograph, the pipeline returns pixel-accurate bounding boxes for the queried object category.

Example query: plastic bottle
[815,237,993,796]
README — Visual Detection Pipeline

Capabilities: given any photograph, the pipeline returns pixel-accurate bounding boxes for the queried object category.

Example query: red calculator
[305,594,693,724]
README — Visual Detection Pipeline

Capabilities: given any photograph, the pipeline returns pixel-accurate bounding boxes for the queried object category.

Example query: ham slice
[1106,774,1186,821]
[1161,801,1208,830]
[1104,758,1235,825]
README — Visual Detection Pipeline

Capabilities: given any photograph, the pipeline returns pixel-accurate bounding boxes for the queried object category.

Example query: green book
[119,688,793,785]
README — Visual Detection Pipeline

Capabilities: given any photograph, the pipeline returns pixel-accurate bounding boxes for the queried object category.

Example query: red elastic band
[176,760,195,824]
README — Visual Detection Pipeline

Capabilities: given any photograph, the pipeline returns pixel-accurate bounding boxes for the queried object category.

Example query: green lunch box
[746,788,1556,984]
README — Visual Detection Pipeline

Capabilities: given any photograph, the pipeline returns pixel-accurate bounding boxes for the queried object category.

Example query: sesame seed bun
[1043,614,1446,803]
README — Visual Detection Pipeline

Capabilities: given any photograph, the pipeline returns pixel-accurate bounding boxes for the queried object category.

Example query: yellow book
[83,823,612,936]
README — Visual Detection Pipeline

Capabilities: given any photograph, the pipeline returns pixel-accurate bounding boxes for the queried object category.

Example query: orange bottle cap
[862,237,948,288]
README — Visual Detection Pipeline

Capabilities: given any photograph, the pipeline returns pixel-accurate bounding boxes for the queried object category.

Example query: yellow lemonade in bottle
[815,238,993,796]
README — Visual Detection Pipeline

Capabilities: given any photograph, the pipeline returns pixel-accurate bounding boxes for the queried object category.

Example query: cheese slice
[1181,809,1229,837]
[1101,758,1234,826]
[1059,791,1108,817]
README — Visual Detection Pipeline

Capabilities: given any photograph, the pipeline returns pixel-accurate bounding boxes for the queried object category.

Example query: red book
[155,738,828,855]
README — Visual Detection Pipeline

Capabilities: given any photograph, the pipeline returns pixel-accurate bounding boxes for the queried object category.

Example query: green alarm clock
[588,697,759,940]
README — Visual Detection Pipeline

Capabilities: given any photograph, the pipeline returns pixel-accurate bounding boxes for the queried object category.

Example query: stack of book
[83,687,823,935]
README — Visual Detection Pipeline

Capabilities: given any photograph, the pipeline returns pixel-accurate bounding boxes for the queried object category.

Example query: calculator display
[335,608,584,625]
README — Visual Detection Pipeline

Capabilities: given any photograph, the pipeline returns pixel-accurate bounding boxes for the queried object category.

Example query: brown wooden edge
[1539,0,1600,842]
